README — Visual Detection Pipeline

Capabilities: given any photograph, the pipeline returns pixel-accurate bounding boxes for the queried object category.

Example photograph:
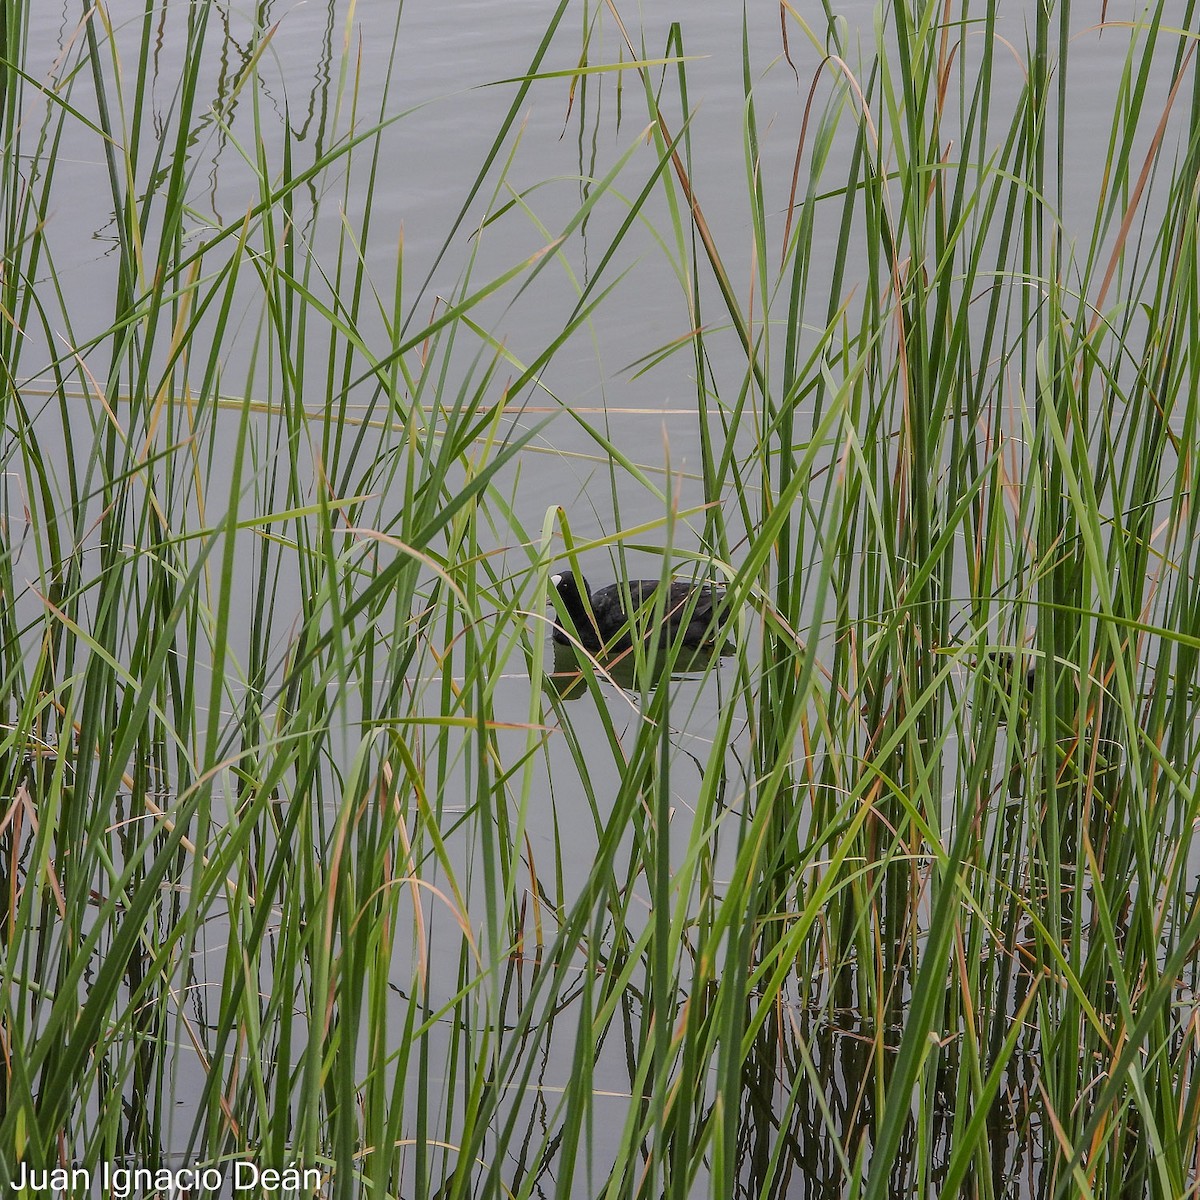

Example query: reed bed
[2,1,1200,1197]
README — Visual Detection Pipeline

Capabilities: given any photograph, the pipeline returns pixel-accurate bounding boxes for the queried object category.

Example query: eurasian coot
[550,569,727,652]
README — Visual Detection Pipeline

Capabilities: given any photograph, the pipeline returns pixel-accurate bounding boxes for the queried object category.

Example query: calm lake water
[10,2,1198,1196]
[18,0,1180,581]
[17,0,1178,544]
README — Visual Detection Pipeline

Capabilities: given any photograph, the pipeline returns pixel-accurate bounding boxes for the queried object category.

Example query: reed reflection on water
[3,2,1200,1197]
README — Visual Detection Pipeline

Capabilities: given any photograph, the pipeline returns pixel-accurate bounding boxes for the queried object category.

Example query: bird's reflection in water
[545,638,730,700]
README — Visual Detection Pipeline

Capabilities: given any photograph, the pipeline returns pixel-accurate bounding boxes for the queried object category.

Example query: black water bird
[983,651,1037,694]
[550,569,728,653]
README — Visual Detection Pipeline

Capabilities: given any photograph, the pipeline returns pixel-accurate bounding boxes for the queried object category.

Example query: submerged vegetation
[3,1,1200,1196]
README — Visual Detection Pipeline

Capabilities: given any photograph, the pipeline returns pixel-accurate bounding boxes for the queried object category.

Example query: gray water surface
[11,3,1196,1196]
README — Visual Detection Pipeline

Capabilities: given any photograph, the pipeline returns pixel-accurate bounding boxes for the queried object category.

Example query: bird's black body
[550,570,726,652]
